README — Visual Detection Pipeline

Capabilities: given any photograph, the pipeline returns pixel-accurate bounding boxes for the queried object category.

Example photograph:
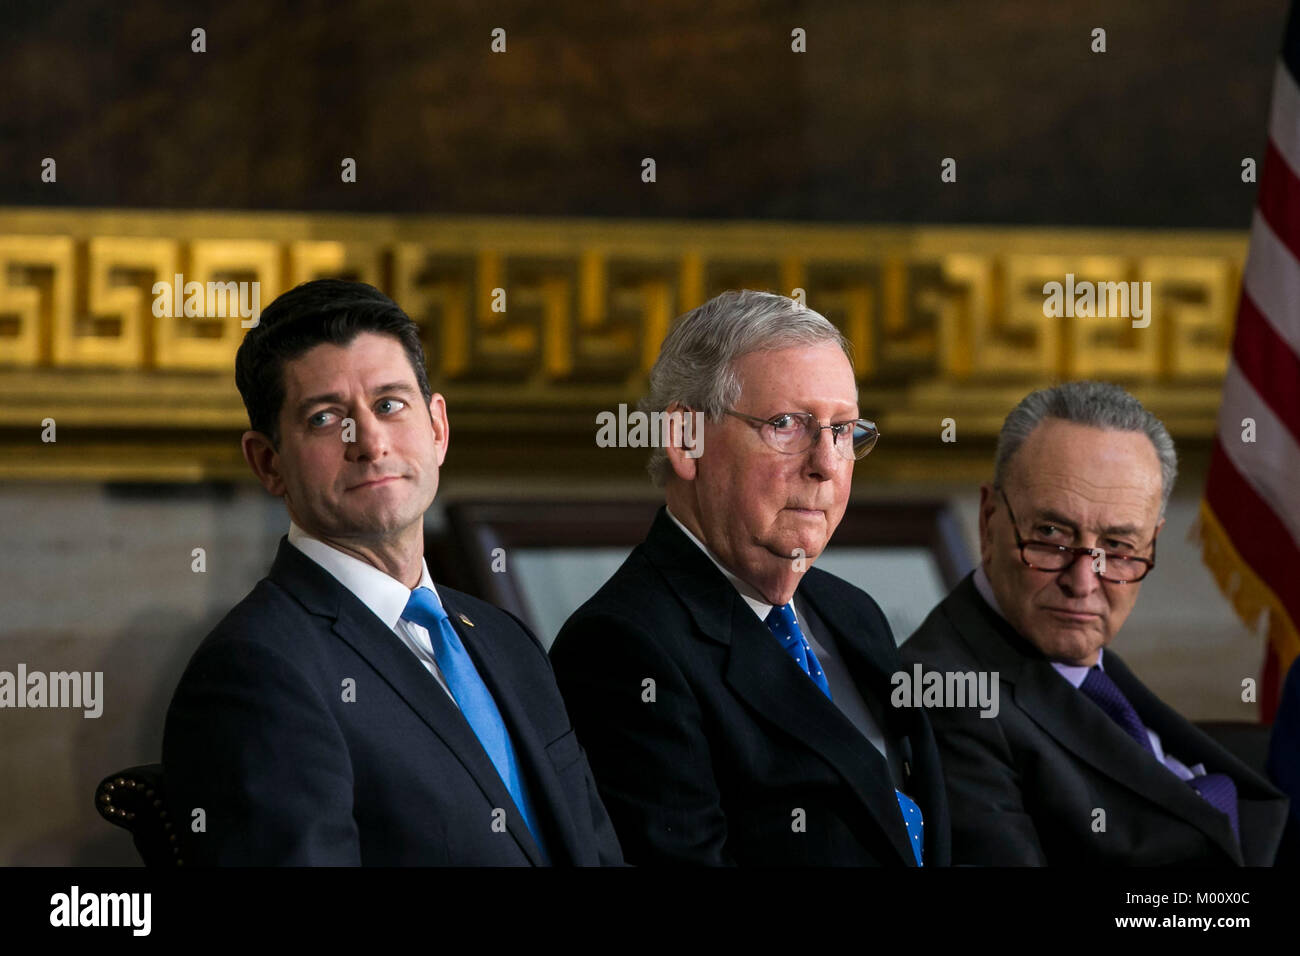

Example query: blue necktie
[765,603,923,863]
[1080,665,1239,841]
[764,603,832,699]
[401,587,548,860]
[895,790,925,866]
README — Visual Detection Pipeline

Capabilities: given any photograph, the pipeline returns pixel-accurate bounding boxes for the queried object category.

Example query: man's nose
[1057,548,1101,598]
[344,408,388,460]
[805,425,843,479]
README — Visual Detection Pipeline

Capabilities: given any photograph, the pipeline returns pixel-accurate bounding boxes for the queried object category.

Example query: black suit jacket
[163,536,623,865]
[549,508,951,866]
[902,572,1288,866]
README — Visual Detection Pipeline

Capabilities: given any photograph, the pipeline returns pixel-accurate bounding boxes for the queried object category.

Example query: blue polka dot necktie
[895,790,925,865]
[402,586,549,861]
[764,602,924,864]
[764,602,832,699]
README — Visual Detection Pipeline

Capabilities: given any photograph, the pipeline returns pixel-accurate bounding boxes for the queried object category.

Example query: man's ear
[662,402,701,481]
[978,482,998,566]
[427,392,450,467]
[242,430,286,496]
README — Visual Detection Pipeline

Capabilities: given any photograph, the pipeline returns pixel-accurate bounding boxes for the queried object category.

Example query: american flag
[1199,7,1300,723]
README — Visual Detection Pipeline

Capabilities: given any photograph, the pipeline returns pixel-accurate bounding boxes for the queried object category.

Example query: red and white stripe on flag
[1200,48,1300,723]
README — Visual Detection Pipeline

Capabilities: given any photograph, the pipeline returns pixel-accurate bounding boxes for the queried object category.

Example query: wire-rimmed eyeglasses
[724,409,879,461]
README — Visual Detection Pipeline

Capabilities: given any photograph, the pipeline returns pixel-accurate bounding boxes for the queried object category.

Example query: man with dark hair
[163,279,622,865]
[903,380,1287,865]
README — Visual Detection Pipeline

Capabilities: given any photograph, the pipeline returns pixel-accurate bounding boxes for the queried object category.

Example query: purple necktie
[1080,666,1153,755]
[1079,666,1239,841]
[1187,773,1241,840]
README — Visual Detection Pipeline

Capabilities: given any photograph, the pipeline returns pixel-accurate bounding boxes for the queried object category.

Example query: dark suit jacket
[902,572,1288,866]
[549,507,951,866]
[163,536,623,866]
[1267,658,1300,865]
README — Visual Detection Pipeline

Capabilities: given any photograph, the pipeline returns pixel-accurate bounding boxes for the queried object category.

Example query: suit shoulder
[174,577,331,687]
[195,576,317,652]
[552,548,689,655]
[802,565,887,612]
[902,592,987,670]
[165,580,343,747]
[800,565,895,639]
[560,548,667,627]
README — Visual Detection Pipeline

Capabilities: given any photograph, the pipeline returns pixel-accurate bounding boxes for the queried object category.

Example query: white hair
[640,290,851,485]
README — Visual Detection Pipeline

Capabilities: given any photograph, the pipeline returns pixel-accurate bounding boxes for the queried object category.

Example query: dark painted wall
[0,0,1287,225]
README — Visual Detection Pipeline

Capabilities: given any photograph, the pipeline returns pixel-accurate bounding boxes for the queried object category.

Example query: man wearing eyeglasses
[902,380,1287,865]
[550,289,950,866]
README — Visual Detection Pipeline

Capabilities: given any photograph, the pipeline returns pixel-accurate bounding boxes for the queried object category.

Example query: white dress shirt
[287,520,457,705]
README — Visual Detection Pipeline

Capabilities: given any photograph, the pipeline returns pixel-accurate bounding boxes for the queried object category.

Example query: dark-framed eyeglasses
[998,487,1156,584]
[724,409,879,460]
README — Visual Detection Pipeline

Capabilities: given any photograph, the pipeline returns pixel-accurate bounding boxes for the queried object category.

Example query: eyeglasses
[998,488,1156,584]
[724,409,879,460]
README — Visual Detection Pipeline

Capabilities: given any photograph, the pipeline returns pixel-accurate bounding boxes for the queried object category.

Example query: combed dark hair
[234,279,432,448]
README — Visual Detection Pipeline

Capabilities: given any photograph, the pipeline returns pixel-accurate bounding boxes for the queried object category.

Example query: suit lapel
[723,605,918,866]
[439,590,584,866]
[1012,657,1241,861]
[643,510,917,866]
[1106,655,1258,859]
[797,576,911,740]
[1109,654,1265,795]
[798,573,941,856]
[269,538,545,865]
[943,576,1242,862]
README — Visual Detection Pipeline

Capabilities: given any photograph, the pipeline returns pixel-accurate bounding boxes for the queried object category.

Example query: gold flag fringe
[1195,499,1300,683]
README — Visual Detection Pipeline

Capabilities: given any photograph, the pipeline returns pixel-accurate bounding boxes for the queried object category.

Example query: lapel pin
[458,613,475,627]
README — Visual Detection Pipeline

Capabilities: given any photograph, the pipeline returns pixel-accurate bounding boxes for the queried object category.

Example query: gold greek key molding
[0,208,1244,481]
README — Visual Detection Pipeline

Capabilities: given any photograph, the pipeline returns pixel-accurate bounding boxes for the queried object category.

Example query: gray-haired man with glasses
[550,289,950,866]
[903,381,1286,866]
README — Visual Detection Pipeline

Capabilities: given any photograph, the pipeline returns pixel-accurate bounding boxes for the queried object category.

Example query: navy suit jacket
[550,508,951,866]
[1267,659,1300,865]
[903,572,1288,866]
[163,536,623,865]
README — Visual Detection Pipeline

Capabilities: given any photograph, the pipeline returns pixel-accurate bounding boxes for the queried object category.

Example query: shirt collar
[287,520,438,627]
[972,563,1006,619]
[665,507,780,622]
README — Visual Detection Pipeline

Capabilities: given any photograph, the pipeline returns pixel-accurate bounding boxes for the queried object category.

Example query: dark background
[0,0,1286,225]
